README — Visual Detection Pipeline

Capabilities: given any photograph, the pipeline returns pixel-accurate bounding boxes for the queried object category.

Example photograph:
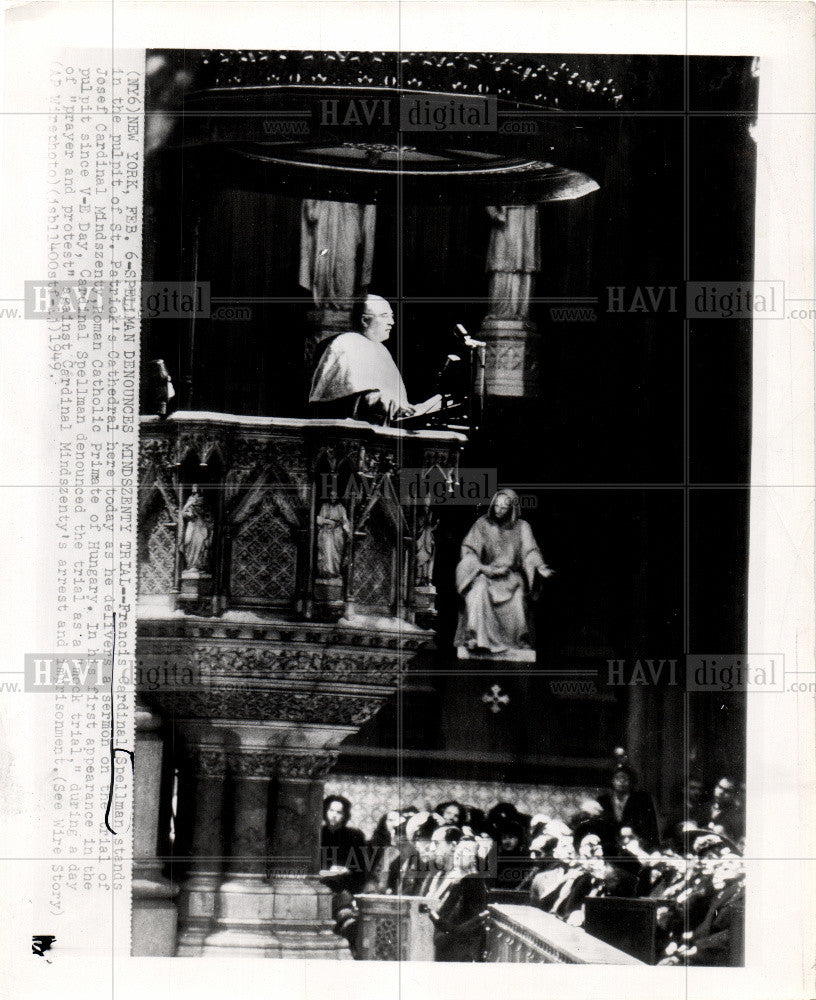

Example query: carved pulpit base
[197,876,350,960]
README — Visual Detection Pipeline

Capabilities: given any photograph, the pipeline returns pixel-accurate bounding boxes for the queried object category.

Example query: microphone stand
[455,325,485,432]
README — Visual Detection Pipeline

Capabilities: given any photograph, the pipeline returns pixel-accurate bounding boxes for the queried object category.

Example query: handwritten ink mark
[104,611,134,836]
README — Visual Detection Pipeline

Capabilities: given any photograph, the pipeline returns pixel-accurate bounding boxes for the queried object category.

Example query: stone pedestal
[137,602,436,960]
[413,584,438,630]
[480,317,541,398]
[202,756,280,956]
[176,749,226,956]
[180,567,212,596]
[193,746,350,958]
[457,646,536,663]
[313,577,345,619]
[132,703,179,956]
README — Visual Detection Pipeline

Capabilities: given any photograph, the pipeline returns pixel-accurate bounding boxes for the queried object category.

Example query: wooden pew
[583,896,666,964]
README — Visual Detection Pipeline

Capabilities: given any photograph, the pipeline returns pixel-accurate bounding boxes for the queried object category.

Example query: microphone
[436,353,461,392]
[455,324,486,350]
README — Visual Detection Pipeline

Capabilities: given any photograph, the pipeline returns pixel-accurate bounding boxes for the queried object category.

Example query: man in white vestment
[309,295,415,424]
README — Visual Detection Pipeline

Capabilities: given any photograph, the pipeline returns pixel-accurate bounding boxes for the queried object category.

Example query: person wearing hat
[389,812,440,896]
[532,819,636,923]
[494,819,529,889]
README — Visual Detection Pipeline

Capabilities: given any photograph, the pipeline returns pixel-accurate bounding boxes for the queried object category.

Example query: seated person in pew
[387,811,440,896]
[493,819,530,890]
[652,831,743,961]
[319,795,368,953]
[530,820,637,926]
[364,809,407,893]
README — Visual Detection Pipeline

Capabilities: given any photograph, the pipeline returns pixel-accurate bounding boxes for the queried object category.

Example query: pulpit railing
[138,412,466,621]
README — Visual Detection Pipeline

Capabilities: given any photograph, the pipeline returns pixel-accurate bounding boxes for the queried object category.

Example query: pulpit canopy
[153,49,618,203]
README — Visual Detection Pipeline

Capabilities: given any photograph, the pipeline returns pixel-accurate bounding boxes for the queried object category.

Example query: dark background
[141,53,756,807]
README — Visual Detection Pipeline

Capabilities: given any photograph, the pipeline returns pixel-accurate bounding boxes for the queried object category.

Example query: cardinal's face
[362,303,394,343]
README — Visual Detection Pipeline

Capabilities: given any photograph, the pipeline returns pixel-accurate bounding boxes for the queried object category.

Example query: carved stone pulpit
[136,411,466,957]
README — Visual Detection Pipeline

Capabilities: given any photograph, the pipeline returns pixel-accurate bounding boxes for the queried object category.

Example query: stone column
[266,752,350,959]
[176,748,227,956]
[201,748,280,957]
[132,702,179,956]
[480,204,542,398]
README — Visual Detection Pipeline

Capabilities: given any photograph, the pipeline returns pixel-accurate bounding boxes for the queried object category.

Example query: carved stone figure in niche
[454,488,552,658]
[299,199,377,310]
[316,493,350,579]
[485,205,541,321]
[415,508,437,588]
[146,358,176,417]
[180,485,213,572]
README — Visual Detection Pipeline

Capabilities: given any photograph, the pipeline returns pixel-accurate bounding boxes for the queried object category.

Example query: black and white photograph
[0,3,813,998]
[134,47,755,965]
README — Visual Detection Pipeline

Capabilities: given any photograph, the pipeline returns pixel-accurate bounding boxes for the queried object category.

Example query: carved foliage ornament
[190,644,402,685]
[157,688,386,728]
[190,746,339,779]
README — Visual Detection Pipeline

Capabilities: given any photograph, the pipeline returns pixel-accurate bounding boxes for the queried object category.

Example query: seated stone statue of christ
[309,295,416,424]
[455,489,552,657]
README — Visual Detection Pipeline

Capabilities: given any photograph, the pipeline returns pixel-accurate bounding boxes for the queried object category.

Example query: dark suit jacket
[597,790,660,851]
[554,864,638,919]
[430,874,488,962]
[320,824,368,894]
